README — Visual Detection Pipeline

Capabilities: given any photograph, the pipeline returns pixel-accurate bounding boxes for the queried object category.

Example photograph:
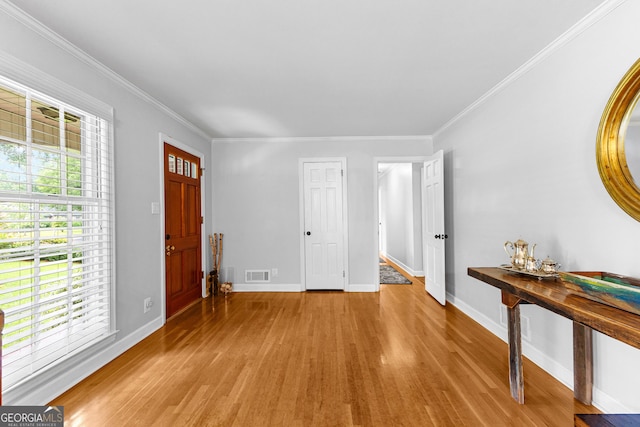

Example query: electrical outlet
[144,297,152,313]
[271,268,278,277]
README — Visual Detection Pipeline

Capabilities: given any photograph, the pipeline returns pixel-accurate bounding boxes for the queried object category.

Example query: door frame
[373,156,433,292]
[298,157,349,291]
[159,133,207,323]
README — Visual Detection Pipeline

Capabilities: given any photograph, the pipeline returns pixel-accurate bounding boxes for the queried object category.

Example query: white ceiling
[11,0,607,139]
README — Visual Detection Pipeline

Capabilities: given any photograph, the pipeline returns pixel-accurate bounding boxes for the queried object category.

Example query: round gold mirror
[597,57,640,221]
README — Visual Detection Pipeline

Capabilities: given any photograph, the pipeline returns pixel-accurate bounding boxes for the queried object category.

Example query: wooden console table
[468,267,640,405]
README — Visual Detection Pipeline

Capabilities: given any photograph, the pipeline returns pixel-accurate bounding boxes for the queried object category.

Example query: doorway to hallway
[375,153,446,304]
[377,162,424,282]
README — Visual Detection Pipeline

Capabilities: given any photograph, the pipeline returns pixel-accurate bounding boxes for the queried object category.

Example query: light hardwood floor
[51,282,598,426]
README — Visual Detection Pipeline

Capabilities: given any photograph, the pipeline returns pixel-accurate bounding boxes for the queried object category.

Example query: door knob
[306,231,311,236]
[434,234,448,239]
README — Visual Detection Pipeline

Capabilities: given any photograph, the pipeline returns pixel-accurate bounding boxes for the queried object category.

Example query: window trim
[0,54,117,395]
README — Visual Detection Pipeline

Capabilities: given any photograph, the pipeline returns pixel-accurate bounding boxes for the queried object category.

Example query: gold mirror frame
[597,57,640,221]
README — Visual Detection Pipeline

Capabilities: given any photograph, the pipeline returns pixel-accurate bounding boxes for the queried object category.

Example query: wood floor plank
[50,283,599,426]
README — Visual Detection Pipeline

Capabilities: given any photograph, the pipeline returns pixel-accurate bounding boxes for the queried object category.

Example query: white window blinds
[0,76,114,390]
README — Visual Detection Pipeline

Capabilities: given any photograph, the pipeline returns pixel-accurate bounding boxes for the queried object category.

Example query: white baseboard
[523,341,574,390]
[383,253,420,277]
[592,388,634,413]
[447,293,632,414]
[233,283,377,292]
[449,293,573,385]
[447,292,507,342]
[232,283,378,292]
[232,283,303,292]
[5,316,164,405]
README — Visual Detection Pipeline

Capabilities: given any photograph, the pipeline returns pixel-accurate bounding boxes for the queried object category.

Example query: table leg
[502,291,524,404]
[573,322,593,405]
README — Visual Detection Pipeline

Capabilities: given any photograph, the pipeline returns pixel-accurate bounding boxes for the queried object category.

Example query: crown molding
[212,135,432,144]
[0,50,113,120]
[0,0,211,141]
[433,0,628,139]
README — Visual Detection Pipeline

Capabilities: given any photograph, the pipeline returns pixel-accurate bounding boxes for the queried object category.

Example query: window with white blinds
[0,76,114,390]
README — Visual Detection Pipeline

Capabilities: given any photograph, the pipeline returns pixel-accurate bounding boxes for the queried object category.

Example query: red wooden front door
[164,143,202,318]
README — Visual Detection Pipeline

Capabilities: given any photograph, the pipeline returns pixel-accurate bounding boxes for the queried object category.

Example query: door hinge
[201,271,204,279]
[341,169,344,177]
[343,270,345,278]
[200,167,204,177]
[201,216,204,224]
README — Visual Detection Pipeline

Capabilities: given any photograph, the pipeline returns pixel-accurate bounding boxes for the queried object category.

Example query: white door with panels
[303,162,345,290]
[423,150,446,305]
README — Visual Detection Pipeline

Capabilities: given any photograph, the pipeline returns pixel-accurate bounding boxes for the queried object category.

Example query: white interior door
[303,162,345,290]
[423,150,446,305]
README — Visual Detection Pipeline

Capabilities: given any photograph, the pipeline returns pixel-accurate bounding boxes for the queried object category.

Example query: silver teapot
[504,239,531,270]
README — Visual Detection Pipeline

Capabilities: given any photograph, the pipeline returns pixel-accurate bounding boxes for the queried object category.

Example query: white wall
[211,137,432,291]
[0,8,212,404]
[435,0,640,412]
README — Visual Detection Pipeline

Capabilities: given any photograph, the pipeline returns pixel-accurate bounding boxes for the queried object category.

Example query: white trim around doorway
[373,156,433,292]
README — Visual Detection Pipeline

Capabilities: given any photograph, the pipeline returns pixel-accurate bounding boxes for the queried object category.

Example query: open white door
[423,150,446,305]
[303,161,346,290]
